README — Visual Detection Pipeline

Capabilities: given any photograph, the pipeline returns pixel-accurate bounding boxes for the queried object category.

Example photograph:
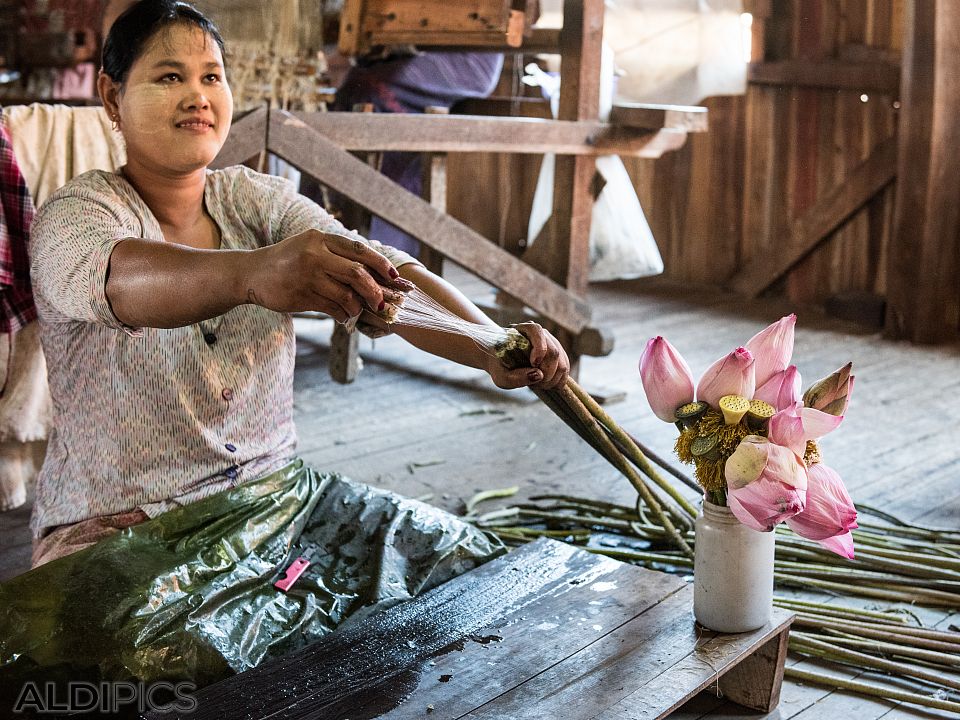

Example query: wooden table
[149,539,792,720]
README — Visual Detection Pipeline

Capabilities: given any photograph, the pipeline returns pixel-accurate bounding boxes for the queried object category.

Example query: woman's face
[105,23,233,175]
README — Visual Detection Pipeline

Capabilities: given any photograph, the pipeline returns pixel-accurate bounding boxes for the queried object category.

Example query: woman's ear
[98,72,122,126]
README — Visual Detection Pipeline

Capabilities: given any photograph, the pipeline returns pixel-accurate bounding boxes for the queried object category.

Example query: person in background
[331,49,505,257]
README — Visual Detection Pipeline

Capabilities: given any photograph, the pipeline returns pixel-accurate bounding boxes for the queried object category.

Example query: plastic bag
[525,47,664,282]
[0,460,503,696]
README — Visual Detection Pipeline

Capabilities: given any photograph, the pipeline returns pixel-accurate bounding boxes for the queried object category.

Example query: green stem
[789,632,960,691]
[556,383,693,557]
[784,667,960,713]
[568,381,699,521]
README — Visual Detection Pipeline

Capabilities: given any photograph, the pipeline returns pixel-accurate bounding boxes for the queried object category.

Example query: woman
[28,0,568,566]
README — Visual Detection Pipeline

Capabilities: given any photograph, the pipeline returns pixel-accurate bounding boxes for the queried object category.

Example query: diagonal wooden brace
[267,109,592,334]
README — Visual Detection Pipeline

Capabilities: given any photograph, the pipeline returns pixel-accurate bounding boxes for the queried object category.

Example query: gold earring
[110,115,120,131]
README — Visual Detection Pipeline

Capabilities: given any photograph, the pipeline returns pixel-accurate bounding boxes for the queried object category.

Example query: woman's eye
[205,74,221,83]
[161,73,180,82]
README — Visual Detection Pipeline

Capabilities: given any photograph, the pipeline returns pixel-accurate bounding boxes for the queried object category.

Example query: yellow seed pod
[746,399,776,429]
[718,394,751,425]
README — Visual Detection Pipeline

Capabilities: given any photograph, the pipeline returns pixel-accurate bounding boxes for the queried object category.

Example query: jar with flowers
[639,315,858,632]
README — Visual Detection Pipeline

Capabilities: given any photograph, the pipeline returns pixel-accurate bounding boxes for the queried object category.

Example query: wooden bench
[148,538,792,719]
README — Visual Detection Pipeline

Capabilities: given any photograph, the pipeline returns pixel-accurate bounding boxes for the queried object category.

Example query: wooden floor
[2,267,958,719]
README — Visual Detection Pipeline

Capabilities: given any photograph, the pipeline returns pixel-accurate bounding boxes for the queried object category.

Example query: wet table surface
[149,538,793,720]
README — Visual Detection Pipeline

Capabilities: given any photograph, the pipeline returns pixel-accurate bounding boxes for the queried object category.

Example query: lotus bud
[785,463,857,545]
[802,362,854,416]
[745,314,796,387]
[696,347,756,409]
[753,365,802,412]
[719,395,750,425]
[639,337,695,423]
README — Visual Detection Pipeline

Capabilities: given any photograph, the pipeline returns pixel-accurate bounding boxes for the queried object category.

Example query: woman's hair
[101,0,226,84]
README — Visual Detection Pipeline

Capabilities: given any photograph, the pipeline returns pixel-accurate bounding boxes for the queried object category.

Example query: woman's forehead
[137,23,223,66]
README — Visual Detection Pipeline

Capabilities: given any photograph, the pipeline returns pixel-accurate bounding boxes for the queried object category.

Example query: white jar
[693,500,775,633]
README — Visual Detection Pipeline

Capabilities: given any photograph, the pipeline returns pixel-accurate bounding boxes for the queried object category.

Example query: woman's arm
[106,230,410,328]
[382,264,569,390]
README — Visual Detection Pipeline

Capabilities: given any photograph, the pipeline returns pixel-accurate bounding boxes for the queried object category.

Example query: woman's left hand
[486,322,570,391]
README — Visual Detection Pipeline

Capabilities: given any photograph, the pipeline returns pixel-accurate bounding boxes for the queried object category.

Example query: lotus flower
[696,347,756,408]
[803,363,855,417]
[639,336,695,422]
[785,463,857,557]
[745,314,796,387]
[724,435,807,531]
[754,365,802,411]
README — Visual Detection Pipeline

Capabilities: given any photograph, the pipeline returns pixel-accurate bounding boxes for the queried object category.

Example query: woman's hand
[485,321,570,391]
[246,230,413,321]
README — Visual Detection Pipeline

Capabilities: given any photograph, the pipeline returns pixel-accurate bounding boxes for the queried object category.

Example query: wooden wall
[450,1,960,343]
[633,0,902,306]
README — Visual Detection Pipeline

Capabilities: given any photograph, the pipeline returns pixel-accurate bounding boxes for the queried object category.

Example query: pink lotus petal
[817,531,855,559]
[768,405,808,456]
[639,337,696,423]
[745,314,796,387]
[696,347,756,408]
[785,464,857,541]
[754,365,802,411]
[727,475,806,532]
[799,407,844,439]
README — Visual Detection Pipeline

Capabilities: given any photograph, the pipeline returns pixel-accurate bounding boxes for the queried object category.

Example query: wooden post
[886,0,960,343]
[420,106,448,275]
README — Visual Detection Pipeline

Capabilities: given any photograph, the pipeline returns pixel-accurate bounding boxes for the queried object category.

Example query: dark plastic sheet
[0,460,503,697]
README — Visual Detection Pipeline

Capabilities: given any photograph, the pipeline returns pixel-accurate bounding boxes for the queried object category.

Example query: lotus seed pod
[746,399,776,430]
[719,394,751,425]
[675,400,709,428]
[690,433,719,457]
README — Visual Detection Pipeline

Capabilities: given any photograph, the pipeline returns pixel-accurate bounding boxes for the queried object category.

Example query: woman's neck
[120,160,208,234]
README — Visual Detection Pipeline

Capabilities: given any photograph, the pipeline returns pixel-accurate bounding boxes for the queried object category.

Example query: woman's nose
[182,86,210,110]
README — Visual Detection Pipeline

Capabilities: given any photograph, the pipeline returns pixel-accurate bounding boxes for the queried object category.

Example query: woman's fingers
[514,322,570,389]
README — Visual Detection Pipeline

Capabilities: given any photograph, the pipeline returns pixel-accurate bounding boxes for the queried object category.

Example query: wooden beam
[609,103,709,133]
[729,137,897,298]
[748,60,901,95]
[268,111,591,333]
[291,111,687,157]
[886,0,960,343]
[210,107,267,170]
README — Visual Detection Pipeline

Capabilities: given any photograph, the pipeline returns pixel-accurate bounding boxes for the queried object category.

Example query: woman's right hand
[245,230,413,322]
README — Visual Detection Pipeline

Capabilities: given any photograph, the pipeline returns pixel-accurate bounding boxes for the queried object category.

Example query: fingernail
[527,370,542,382]
[378,299,385,311]
[389,268,399,279]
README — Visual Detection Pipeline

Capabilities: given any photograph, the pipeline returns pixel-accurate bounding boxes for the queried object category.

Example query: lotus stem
[555,383,693,557]
[801,634,960,669]
[774,573,960,607]
[789,632,960,691]
[586,546,695,568]
[791,616,960,652]
[784,667,960,713]
[623,430,702,494]
[772,597,910,624]
[568,382,699,521]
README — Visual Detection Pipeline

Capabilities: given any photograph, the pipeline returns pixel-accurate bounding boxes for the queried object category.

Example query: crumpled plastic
[0,460,504,696]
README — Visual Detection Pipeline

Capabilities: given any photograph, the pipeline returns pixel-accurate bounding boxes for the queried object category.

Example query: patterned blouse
[29,166,416,536]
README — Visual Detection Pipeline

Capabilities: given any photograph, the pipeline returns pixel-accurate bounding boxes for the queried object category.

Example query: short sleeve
[30,177,143,335]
